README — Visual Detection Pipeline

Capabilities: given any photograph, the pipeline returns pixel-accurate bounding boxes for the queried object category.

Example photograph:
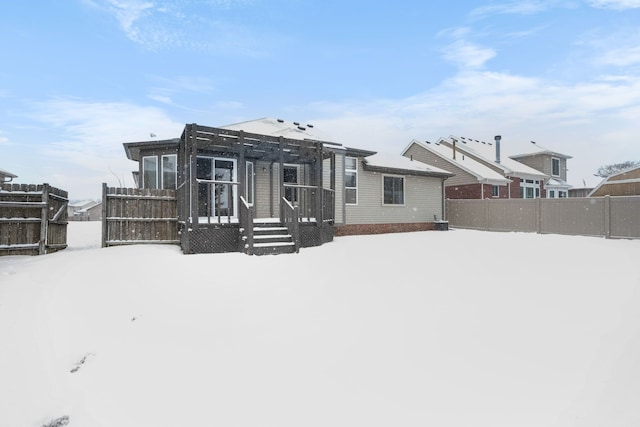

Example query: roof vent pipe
[494,135,502,163]
[452,138,457,160]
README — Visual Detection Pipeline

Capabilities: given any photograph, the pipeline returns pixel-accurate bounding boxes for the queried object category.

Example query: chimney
[494,135,502,163]
[452,138,457,160]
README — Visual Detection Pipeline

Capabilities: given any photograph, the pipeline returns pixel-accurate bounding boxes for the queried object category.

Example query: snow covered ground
[1,222,640,427]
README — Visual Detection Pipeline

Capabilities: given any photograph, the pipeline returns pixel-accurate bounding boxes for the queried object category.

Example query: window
[383,175,404,205]
[142,156,158,189]
[552,157,560,177]
[520,179,540,199]
[559,190,567,198]
[161,154,177,189]
[492,185,500,197]
[549,190,556,198]
[345,156,358,204]
[246,161,254,205]
[283,165,299,202]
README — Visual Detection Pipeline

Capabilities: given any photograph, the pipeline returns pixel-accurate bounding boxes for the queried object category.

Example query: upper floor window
[345,156,358,205]
[143,154,177,189]
[383,175,404,205]
[162,154,177,189]
[552,157,560,177]
[142,156,158,189]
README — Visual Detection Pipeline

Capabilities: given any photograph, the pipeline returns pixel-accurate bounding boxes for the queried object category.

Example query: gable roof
[363,152,454,178]
[588,164,640,197]
[440,135,549,180]
[402,139,511,185]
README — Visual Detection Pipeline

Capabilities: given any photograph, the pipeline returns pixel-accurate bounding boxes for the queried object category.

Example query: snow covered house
[0,168,17,183]
[589,165,640,197]
[403,135,571,199]
[122,118,453,255]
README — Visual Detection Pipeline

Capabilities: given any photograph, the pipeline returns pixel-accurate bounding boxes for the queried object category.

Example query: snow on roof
[407,140,511,184]
[0,168,17,179]
[445,136,548,179]
[221,117,337,144]
[546,177,571,189]
[364,152,453,176]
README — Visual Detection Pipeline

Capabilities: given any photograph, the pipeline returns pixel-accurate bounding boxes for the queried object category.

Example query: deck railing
[239,196,254,254]
[196,179,238,224]
[281,197,300,253]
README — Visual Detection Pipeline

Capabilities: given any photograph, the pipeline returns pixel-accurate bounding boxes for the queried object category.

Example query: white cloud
[470,0,572,18]
[597,45,640,66]
[442,40,497,69]
[587,0,640,9]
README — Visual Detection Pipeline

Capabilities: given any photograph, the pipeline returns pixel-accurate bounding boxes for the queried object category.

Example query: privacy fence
[446,196,640,239]
[0,183,68,256]
[101,184,179,247]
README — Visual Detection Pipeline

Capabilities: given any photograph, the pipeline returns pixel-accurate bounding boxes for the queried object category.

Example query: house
[508,140,572,198]
[122,118,453,255]
[0,168,17,183]
[589,165,640,197]
[68,200,102,221]
[403,135,550,199]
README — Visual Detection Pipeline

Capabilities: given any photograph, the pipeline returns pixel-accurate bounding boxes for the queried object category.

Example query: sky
[1,223,640,426]
[2,0,640,199]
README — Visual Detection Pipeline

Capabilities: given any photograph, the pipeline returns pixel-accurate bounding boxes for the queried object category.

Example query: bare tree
[594,161,640,177]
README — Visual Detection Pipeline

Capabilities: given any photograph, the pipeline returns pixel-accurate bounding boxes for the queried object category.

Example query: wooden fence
[446,196,640,239]
[0,183,68,256]
[102,184,179,247]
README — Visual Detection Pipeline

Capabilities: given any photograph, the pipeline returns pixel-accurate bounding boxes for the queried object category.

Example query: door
[283,164,299,203]
[197,156,237,219]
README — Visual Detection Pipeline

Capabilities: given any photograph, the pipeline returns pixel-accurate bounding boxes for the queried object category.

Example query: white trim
[196,155,238,219]
[382,173,405,206]
[345,156,358,205]
[161,154,177,190]
[142,156,158,189]
[246,161,255,206]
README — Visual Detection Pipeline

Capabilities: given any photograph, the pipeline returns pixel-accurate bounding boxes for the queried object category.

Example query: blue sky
[2,0,640,199]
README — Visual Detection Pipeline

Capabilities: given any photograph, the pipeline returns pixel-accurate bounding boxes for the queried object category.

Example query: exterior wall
[445,182,515,199]
[516,154,567,182]
[345,159,444,225]
[404,143,476,187]
[326,153,344,225]
[254,160,273,218]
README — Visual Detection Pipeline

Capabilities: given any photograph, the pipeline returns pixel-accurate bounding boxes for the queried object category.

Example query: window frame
[246,161,255,206]
[345,156,358,205]
[382,174,405,206]
[492,185,500,198]
[142,156,158,189]
[161,154,177,190]
[552,157,560,177]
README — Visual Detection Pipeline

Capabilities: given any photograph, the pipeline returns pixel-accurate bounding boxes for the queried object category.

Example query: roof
[0,168,17,181]
[363,152,454,178]
[123,138,180,162]
[221,117,337,144]
[403,139,511,185]
[508,140,573,160]
[545,178,572,189]
[443,136,549,180]
[588,165,640,197]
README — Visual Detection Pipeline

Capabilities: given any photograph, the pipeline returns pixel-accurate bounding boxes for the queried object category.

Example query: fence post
[536,198,542,234]
[484,198,489,231]
[39,183,49,255]
[101,183,108,247]
[604,195,611,239]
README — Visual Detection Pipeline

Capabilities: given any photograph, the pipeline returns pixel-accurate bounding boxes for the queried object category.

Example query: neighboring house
[403,135,550,199]
[508,140,572,198]
[68,200,102,221]
[402,139,512,199]
[0,168,17,183]
[589,165,640,197]
[122,118,453,254]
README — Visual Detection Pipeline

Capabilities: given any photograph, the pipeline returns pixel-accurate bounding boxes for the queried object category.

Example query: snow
[364,152,453,176]
[1,222,640,427]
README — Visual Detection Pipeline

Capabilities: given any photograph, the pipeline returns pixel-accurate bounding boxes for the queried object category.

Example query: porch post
[189,124,200,228]
[238,131,246,201]
[278,136,285,223]
[315,142,323,226]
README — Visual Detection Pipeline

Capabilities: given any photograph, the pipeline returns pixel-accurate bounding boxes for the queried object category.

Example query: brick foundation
[334,222,438,236]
